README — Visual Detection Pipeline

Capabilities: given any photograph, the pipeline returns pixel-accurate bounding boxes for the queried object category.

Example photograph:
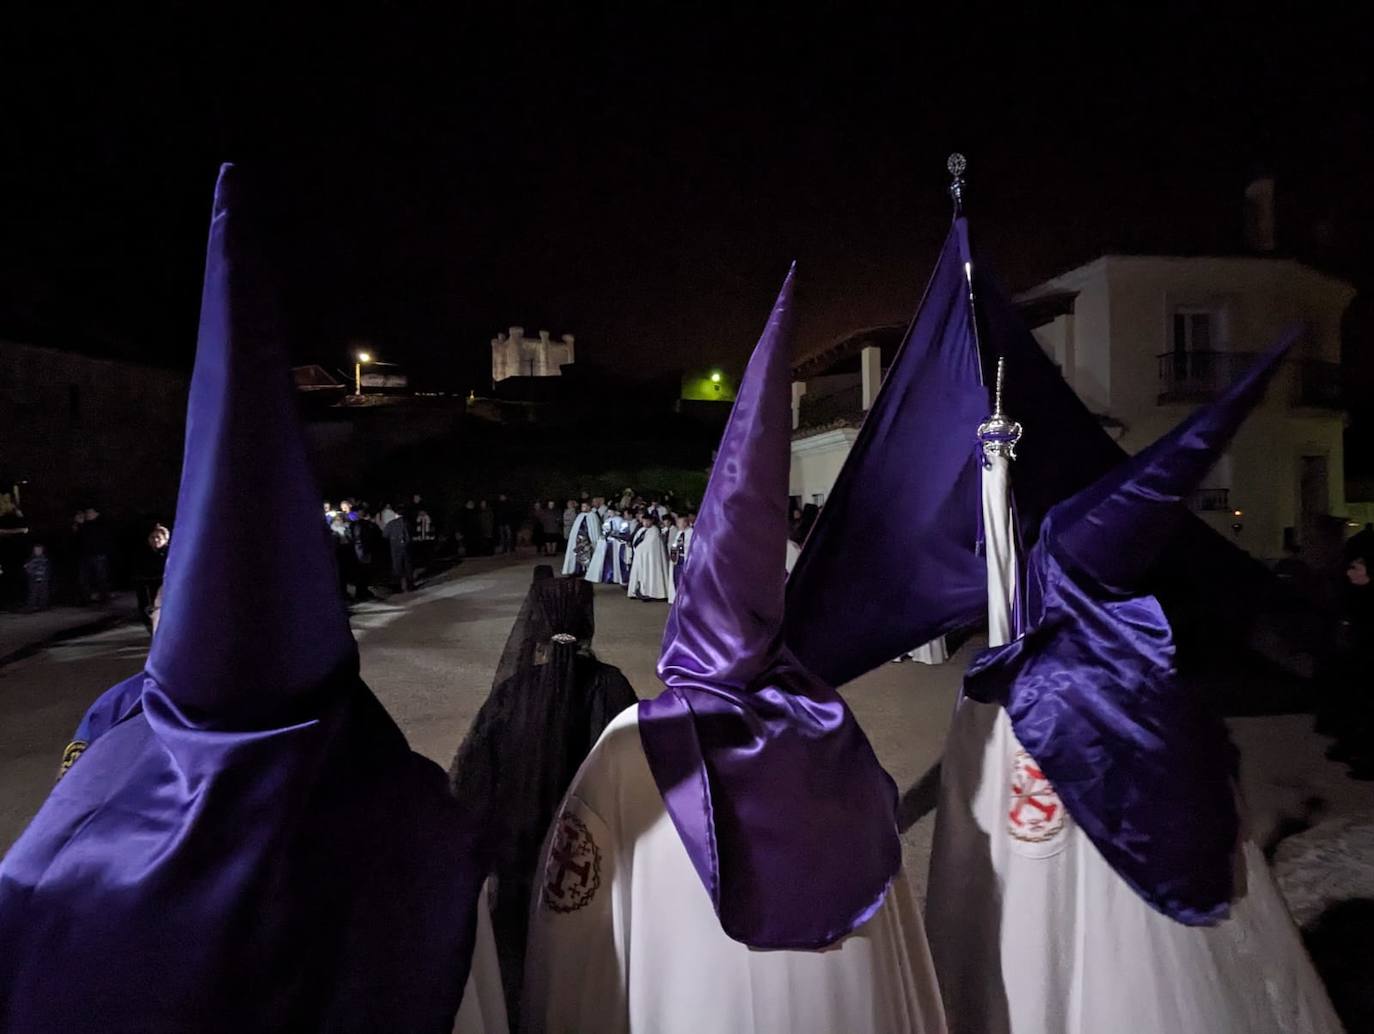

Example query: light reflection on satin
[642,267,901,951]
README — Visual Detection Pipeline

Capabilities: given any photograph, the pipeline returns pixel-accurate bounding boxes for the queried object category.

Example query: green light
[710,371,722,383]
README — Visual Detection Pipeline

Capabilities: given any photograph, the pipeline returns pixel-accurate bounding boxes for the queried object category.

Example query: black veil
[449,567,637,1025]
[491,564,556,686]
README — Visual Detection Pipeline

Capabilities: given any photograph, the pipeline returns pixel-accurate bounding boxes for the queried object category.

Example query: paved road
[3,552,1369,914]
[0,554,962,900]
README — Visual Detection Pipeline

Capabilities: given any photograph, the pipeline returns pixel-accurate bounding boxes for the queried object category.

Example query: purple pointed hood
[640,266,901,949]
[1043,333,1296,594]
[966,338,1294,924]
[146,165,357,720]
[0,165,483,1032]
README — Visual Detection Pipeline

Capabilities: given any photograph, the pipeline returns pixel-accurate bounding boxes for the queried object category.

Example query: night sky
[2,10,1370,398]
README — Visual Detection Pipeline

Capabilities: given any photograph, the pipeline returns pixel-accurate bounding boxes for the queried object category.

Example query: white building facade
[491,326,575,383]
[788,256,1354,563]
[1019,255,1353,560]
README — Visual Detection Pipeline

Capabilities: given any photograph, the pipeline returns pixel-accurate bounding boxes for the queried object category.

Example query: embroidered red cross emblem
[543,812,602,913]
[1008,749,1066,844]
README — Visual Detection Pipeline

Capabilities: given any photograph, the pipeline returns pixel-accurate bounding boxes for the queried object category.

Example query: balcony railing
[796,383,864,432]
[1157,351,1343,409]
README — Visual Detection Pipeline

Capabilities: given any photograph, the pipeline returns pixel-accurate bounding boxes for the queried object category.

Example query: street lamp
[710,370,722,383]
[354,351,373,395]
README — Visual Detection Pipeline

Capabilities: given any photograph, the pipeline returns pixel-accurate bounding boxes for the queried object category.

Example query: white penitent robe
[625,525,669,601]
[923,453,1342,1034]
[586,517,629,585]
[522,707,948,1034]
[665,527,692,604]
[454,880,510,1034]
[900,636,949,665]
[561,512,602,577]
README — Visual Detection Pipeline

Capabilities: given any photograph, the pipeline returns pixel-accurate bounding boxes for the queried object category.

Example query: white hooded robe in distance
[666,526,692,604]
[561,512,602,577]
[625,524,669,601]
[923,452,1343,1034]
[521,707,948,1034]
[586,516,629,585]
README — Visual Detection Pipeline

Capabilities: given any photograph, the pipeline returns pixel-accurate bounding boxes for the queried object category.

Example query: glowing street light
[354,351,373,395]
[710,370,722,384]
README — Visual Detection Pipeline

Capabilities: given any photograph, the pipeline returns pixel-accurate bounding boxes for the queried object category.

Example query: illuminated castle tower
[491,326,575,382]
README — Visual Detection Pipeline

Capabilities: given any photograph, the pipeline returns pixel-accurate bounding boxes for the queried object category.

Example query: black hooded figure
[449,566,637,1025]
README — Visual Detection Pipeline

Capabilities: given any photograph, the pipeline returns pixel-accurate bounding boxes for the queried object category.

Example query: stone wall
[0,340,187,533]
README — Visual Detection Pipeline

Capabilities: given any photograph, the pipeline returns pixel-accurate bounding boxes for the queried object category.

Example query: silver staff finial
[977,356,1022,463]
[948,152,967,211]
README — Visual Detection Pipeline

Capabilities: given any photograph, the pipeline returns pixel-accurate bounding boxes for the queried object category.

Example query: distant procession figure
[561,505,602,578]
[587,507,631,585]
[625,513,670,601]
[666,516,692,604]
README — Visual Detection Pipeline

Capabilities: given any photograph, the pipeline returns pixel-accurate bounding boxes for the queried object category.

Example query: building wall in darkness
[0,340,187,533]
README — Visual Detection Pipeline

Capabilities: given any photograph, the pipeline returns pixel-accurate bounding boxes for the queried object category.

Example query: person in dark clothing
[133,524,170,631]
[448,566,638,1027]
[77,507,113,603]
[24,544,52,612]
[796,502,821,545]
[536,500,561,556]
[477,499,496,556]
[0,495,30,608]
[495,494,516,554]
[381,508,414,593]
[459,500,479,557]
[339,501,373,601]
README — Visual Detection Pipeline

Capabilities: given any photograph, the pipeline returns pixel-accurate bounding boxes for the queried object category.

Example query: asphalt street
[2,552,1368,914]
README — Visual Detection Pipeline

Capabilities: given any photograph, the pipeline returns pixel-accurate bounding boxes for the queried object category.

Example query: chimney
[860,345,883,410]
[791,380,808,430]
[1244,176,1276,253]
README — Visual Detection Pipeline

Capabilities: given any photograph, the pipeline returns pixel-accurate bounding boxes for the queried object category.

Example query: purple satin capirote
[0,165,484,1034]
[641,266,901,950]
[1047,333,1297,596]
[964,341,1293,925]
[146,169,358,721]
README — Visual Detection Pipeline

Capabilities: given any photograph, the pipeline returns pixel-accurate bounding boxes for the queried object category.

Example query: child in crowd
[24,544,52,612]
